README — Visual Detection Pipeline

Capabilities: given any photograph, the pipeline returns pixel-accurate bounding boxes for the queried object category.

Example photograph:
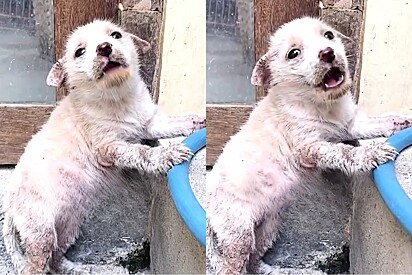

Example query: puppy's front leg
[350,114,412,139]
[96,141,191,173]
[144,112,206,139]
[299,141,397,175]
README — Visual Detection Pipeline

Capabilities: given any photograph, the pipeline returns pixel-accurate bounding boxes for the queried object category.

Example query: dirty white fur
[206,17,412,274]
[2,20,205,275]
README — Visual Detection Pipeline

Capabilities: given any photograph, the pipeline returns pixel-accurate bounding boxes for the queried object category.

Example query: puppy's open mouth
[103,61,123,73]
[321,67,345,90]
[97,59,131,88]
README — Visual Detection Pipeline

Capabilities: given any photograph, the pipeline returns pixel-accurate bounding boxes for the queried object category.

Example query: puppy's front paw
[181,114,206,135]
[389,116,412,133]
[362,142,398,171]
[162,143,192,172]
[56,257,91,275]
[191,114,206,131]
[296,147,317,169]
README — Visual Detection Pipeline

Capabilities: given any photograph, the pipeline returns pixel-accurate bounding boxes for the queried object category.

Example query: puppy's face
[47,20,150,90]
[252,17,352,102]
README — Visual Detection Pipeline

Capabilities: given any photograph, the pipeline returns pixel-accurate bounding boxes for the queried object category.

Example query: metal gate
[206,0,238,36]
[0,0,35,31]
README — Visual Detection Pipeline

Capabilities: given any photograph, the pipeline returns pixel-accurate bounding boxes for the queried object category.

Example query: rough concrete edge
[149,176,206,274]
[149,138,205,274]
[350,141,412,274]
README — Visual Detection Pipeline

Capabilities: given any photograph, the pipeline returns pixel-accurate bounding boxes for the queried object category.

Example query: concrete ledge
[149,139,205,274]
[350,174,412,273]
[351,142,412,274]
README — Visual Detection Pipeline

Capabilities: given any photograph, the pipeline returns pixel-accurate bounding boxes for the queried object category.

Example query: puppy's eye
[324,31,334,40]
[75,48,85,58]
[110,31,122,39]
[287,49,301,59]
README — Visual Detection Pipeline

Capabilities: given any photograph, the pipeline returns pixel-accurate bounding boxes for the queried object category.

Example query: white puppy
[2,20,205,275]
[206,17,411,274]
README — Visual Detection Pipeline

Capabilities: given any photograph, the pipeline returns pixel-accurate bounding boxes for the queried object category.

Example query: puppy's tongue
[323,67,344,89]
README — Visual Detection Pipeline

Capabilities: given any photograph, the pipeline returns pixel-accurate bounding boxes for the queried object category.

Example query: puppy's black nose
[96,42,112,57]
[319,47,335,63]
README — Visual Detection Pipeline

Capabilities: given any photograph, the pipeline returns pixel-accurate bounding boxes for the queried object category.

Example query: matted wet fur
[2,20,205,275]
[206,17,412,274]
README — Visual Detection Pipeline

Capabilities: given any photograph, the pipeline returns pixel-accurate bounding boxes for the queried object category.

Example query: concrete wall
[351,172,412,274]
[149,138,205,274]
[358,0,412,115]
[149,163,205,274]
[351,1,412,273]
[157,0,206,115]
[148,1,206,273]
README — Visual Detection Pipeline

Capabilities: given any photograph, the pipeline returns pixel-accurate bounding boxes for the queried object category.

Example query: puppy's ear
[251,52,273,86]
[128,33,151,53]
[334,29,354,43]
[47,58,66,88]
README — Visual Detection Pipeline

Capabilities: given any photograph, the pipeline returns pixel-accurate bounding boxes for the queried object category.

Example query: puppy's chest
[316,107,356,143]
[118,116,151,143]
[317,120,352,142]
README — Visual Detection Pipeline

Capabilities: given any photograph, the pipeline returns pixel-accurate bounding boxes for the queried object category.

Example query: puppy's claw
[161,143,192,172]
[181,114,206,136]
[364,142,397,170]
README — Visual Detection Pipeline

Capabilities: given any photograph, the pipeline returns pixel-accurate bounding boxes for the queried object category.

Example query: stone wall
[320,0,365,101]
[120,0,163,99]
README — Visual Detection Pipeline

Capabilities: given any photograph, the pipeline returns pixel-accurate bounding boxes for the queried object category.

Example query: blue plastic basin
[373,127,412,237]
[167,128,206,247]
